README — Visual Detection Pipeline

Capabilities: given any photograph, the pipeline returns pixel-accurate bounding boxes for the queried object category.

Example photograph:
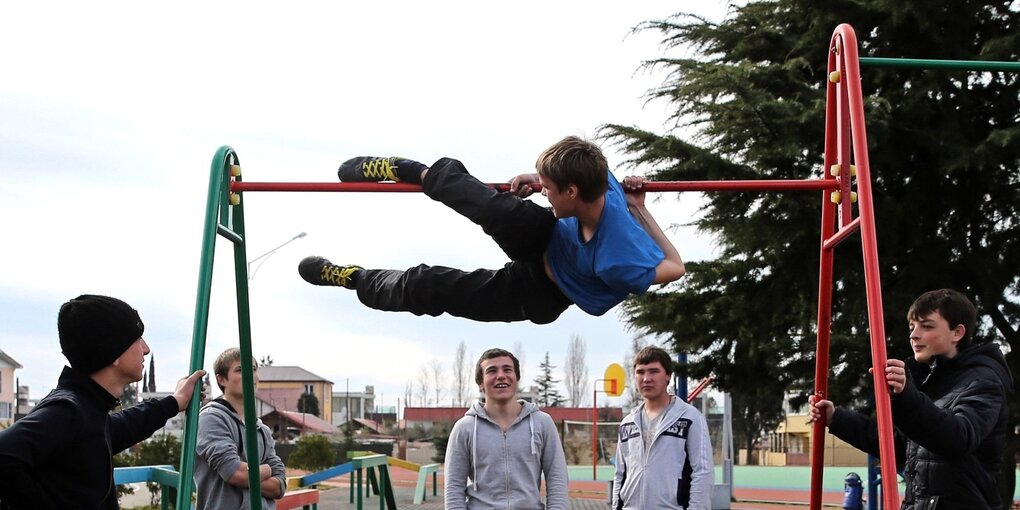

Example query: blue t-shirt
[546,173,664,315]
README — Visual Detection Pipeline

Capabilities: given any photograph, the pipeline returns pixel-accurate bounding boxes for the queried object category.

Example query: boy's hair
[907,289,978,350]
[535,136,609,202]
[633,346,674,376]
[213,347,257,392]
[475,348,521,385]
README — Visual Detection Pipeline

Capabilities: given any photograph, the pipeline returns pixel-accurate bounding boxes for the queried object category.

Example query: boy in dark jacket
[810,289,1014,509]
[0,295,205,510]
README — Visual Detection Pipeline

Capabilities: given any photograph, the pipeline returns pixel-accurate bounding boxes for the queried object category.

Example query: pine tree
[534,352,564,407]
[604,0,1018,477]
[146,355,156,393]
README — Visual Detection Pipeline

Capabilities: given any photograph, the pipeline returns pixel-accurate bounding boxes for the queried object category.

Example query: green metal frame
[176,146,264,510]
[115,466,180,510]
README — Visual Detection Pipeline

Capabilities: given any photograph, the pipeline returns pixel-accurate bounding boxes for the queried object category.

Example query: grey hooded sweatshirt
[194,398,286,510]
[444,400,569,510]
[612,397,714,510]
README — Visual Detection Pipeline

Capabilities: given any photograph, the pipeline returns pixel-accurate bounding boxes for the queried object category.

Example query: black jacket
[829,344,1014,509]
[0,366,180,510]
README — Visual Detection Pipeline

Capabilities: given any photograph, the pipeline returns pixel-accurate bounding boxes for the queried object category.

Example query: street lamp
[247,232,307,280]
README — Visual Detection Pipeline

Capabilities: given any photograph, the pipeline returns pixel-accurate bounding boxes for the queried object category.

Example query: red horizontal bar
[230,179,838,193]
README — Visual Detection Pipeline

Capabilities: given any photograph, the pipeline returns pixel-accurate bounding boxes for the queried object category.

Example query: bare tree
[453,341,469,406]
[564,334,589,407]
[512,340,525,369]
[403,381,413,411]
[429,359,446,406]
[416,365,431,407]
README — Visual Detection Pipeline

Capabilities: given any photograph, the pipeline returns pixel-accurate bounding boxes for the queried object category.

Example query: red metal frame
[687,376,714,402]
[809,24,898,510]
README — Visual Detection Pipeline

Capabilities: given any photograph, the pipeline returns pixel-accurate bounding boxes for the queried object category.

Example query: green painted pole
[177,146,235,509]
[859,57,1020,72]
[230,162,266,510]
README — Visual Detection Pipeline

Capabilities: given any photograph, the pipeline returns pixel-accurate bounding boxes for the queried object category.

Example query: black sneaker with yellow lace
[337,156,427,184]
[298,256,363,289]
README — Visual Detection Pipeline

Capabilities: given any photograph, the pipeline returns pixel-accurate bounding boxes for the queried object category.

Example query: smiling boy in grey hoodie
[444,348,569,510]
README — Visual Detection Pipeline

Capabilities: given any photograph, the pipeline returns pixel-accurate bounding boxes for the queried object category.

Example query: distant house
[759,403,867,467]
[331,385,375,423]
[136,388,279,440]
[262,409,337,442]
[257,366,334,425]
[0,350,23,425]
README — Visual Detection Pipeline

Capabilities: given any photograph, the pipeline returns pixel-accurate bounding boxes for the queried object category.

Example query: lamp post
[247,232,307,280]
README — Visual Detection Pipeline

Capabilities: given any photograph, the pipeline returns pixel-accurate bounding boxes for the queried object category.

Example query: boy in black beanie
[0,294,206,510]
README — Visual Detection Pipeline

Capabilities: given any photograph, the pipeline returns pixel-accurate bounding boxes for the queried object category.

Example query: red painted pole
[809,32,841,509]
[836,24,899,510]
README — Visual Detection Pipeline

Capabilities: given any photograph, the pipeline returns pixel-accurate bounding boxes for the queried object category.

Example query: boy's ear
[567,183,579,199]
[951,323,966,342]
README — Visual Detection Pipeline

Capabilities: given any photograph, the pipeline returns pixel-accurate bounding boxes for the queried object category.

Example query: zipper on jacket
[503,431,511,509]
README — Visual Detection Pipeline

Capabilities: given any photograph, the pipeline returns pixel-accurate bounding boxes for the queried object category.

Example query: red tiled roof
[352,418,383,433]
[542,407,623,422]
[256,388,306,412]
[403,406,623,423]
[272,410,336,434]
[404,407,466,422]
[258,366,332,383]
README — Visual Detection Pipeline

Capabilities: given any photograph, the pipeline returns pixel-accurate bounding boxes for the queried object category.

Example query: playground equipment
[168,23,1020,510]
[279,454,438,509]
[811,24,1020,510]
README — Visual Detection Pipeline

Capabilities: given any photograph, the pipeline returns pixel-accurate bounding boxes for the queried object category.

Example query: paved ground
[309,477,847,510]
[120,466,1020,509]
[121,477,846,510]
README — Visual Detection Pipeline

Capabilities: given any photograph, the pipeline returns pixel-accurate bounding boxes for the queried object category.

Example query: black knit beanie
[58,294,145,374]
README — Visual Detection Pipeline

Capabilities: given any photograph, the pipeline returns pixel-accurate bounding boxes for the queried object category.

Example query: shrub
[288,434,337,471]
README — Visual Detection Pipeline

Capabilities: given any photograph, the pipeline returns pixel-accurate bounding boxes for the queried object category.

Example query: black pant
[355,158,571,324]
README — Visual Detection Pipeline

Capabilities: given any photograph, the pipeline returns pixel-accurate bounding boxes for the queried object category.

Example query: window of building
[304,384,314,394]
[0,402,11,420]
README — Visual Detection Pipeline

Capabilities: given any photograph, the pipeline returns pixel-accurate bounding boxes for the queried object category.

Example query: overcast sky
[0,1,731,410]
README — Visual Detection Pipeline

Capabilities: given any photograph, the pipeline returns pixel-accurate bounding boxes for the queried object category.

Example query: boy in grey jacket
[194,348,286,509]
[444,348,569,510]
[612,346,714,510]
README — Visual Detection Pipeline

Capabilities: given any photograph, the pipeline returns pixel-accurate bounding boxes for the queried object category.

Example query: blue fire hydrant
[843,472,864,510]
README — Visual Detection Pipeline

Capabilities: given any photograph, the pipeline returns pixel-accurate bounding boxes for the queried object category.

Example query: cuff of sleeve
[829,408,850,435]
[157,395,182,419]
[219,459,243,481]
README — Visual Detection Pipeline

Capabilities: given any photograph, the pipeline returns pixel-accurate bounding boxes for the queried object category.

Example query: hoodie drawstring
[528,413,537,455]
[472,415,479,491]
